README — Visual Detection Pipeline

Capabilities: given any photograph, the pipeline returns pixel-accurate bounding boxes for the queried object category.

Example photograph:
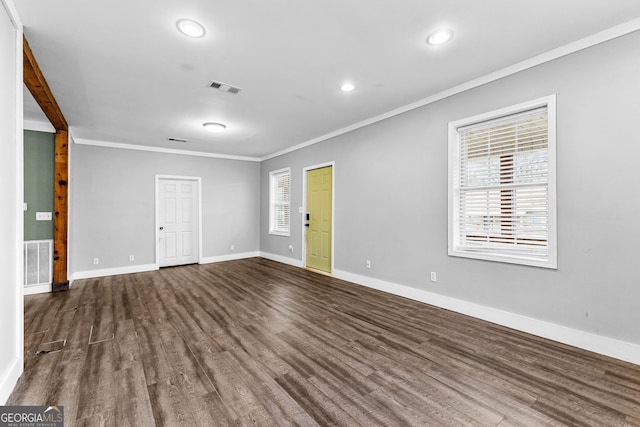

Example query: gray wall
[23,130,54,241]
[70,144,260,274]
[261,31,640,345]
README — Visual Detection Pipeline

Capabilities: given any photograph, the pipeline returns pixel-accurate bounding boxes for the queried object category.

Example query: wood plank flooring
[9,258,640,426]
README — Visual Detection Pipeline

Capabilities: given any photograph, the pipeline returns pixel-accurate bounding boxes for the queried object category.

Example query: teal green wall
[24,130,55,241]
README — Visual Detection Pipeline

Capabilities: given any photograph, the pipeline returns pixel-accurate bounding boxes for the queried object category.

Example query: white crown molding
[60,18,640,163]
[1,0,21,29]
[261,17,640,161]
[72,136,261,162]
[23,119,55,133]
[332,269,640,366]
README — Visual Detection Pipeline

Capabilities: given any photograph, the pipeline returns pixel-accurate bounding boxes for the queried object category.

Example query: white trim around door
[301,161,335,273]
[1,0,24,405]
[155,175,203,267]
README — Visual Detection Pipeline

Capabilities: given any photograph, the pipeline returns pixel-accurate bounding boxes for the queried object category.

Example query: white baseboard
[70,253,263,280]
[67,256,639,364]
[23,284,51,295]
[0,356,22,404]
[71,264,159,281]
[200,251,260,264]
[259,252,304,268]
[333,269,640,366]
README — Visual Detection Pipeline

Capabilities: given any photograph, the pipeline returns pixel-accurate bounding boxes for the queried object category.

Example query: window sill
[269,231,291,237]
[448,248,557,269]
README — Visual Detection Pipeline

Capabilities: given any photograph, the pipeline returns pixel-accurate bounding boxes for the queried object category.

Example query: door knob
[159,226,164,230]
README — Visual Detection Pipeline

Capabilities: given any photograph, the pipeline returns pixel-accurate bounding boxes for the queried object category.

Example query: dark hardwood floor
[9,258,640,426]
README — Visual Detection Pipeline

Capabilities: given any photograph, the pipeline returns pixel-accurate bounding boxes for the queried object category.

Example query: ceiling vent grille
[167,137,188,143]
[209,80,242,94]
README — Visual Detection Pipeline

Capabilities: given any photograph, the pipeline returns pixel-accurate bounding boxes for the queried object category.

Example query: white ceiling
[16,0,640,159]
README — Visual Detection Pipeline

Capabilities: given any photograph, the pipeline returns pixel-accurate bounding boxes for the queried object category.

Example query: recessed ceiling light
[176,19,206,38]
[427,29,454,45]
[203,122,226,133]
[340,82,356,92]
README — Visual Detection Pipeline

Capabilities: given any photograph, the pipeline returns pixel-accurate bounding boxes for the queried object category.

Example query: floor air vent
[24,239,53,287]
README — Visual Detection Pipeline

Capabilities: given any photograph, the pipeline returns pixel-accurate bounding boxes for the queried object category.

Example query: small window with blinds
[448,95,557,268]
[269,168,291,236]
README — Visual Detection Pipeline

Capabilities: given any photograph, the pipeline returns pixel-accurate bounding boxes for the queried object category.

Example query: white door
[158,178,199,267]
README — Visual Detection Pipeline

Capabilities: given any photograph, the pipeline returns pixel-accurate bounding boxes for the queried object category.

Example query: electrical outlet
[129,255,135,262]
[93,258,99,265]
[230,244,235,251]
[430,272,437,282]
[366,259,371,269]
[288,245,294,252]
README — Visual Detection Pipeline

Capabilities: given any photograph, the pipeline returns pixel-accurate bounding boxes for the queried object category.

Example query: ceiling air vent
[167,137,188,143]
[209,80,242,94]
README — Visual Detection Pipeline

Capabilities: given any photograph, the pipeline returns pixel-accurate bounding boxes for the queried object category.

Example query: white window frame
[269,167,291,236]
[448,95,557,269]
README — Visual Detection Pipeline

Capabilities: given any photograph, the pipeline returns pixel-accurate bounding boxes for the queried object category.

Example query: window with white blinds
[269,168,291,236]
[448,96,557,268]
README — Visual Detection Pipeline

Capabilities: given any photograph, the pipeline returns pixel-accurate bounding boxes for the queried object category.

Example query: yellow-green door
[306,166,332,272]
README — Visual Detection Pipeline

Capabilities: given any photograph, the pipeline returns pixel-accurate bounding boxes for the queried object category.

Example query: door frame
[3,0,25,401]
[301,161,335,273]
[155,174,203,267]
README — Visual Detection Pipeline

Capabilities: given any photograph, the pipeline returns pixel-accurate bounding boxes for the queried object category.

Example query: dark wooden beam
[52,130,69,290]
[23,35,69,290]
[23,36,67,131]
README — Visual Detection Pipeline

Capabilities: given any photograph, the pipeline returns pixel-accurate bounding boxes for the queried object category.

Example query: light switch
[23,203,28,211]
[36,212,52,221]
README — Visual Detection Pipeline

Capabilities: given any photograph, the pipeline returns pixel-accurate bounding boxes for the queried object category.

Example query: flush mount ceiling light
[340,82,356,92]
[176,19,206,38]
[203,122,226,133]
[427,29,454,45]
